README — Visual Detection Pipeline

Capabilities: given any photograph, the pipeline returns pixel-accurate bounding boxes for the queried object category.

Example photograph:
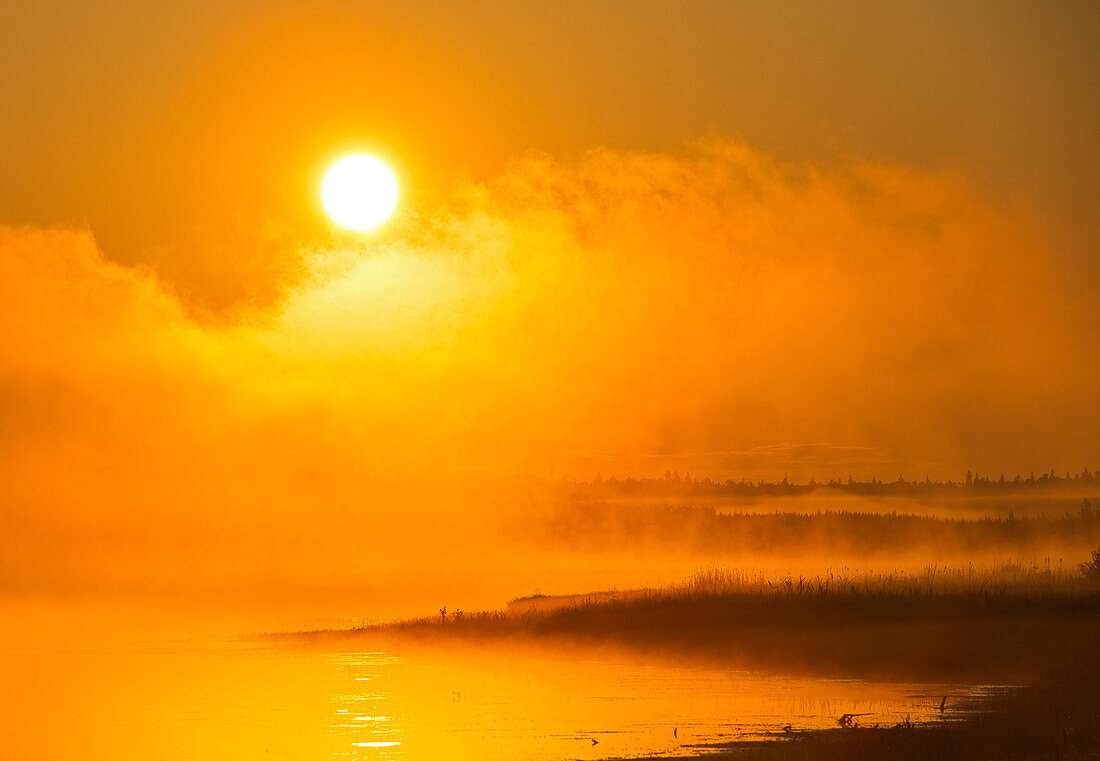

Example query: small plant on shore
[1081,547,1100,581]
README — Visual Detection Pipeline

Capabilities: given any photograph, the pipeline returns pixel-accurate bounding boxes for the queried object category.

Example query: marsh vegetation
[306,563,1100,683]
[292,492,1100,760]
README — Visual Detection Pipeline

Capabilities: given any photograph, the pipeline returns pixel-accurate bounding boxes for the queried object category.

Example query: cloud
[0,139,1096,593]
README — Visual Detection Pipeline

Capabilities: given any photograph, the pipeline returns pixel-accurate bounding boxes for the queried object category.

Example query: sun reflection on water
[0,636,987,761]
[325,649,978,760]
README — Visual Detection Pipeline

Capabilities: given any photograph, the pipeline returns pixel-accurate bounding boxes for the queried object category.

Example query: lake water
[1,634,983,761]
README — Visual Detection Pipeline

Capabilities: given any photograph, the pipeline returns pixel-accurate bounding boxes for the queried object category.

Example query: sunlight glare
[322,154,399,231]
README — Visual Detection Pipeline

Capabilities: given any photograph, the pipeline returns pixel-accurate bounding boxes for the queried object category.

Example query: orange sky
[3,2,1098,281]
[0,1,1097,481]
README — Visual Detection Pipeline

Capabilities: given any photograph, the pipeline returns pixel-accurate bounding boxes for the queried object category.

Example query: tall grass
[301,562,1100,683]
[673,560,1089,600]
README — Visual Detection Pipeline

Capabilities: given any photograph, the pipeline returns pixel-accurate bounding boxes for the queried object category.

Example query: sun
[321,154,399,231]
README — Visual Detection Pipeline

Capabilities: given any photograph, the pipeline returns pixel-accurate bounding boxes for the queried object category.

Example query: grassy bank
[287,566,1100,758]
[298,565,1100,683]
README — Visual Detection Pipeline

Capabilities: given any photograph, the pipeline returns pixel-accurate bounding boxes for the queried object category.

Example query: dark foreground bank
[630,653,1100,761]
[296,569,1100,683]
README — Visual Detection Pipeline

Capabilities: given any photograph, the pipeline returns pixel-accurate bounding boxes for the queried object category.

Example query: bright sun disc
[321,154,399,231]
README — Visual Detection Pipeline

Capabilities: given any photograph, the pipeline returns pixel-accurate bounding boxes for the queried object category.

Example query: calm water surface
[1,637,984,761]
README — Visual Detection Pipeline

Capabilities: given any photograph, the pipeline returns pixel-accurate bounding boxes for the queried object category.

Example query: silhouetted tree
[1081,548,1100,581]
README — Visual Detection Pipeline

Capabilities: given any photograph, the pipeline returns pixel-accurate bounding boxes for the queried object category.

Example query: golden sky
[0,0,1097,483]
[3,2,1098,276]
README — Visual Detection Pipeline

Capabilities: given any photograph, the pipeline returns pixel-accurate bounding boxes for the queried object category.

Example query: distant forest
[531,503,1100,557]
[566,467,1099,498]
[508,467,1100,561]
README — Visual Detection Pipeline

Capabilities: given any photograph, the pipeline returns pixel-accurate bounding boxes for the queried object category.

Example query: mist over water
[2,140,1098,621]
[2,2,1098,757]
[0,621,987,761]
[3,481,1091,759]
